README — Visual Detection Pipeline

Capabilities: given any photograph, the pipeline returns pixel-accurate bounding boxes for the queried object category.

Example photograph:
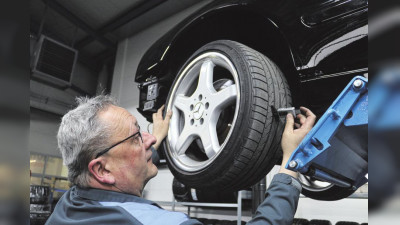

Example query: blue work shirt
[46,149,302,225]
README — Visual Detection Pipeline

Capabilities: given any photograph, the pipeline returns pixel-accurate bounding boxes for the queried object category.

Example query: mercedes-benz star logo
[193,102,205,120]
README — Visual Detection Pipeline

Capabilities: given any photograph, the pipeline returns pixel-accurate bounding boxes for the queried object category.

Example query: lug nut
[289,160,298,168]
[353,79,363,89]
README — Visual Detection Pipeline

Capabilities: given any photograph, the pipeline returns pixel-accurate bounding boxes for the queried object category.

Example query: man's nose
[141,132,156,148]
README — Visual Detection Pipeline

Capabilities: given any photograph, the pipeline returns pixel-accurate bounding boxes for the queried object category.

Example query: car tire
[309,220,332,225]
[195,188,237,203]
[164,40,291,191]
[172,177,192,202]
[335,222,359,225]
[299,174,357,201]
[293,218,310,225]
[173,177,238,203]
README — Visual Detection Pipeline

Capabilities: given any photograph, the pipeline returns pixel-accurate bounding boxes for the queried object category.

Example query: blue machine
[285,76,368,190]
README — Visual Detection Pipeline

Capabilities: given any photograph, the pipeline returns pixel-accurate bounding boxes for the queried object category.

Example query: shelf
[160,191,244,225]
[53,188,68,193]
[31,173,68,180]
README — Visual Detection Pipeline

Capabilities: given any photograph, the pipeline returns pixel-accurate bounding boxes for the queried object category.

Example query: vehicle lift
[285,75,368,191]
[252,76,368,214]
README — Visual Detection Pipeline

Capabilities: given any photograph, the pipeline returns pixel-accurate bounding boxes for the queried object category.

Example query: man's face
[100,105,158,195]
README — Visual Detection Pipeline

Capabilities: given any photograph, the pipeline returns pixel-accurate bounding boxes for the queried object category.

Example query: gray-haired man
[46,95,316,225]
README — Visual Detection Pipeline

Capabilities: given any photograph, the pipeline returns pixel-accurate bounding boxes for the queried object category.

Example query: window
[30,153,70,192]
[30,154,46,174]
[45,157,65,176]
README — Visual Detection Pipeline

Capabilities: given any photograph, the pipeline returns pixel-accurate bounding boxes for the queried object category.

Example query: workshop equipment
[30,185,52,225]
[285,76,368,190]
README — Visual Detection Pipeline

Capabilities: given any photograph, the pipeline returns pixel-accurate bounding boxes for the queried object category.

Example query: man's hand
[279,106,316,178]
[152,105,172,150]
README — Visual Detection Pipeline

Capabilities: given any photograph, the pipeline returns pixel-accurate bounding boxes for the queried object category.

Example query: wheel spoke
[212,84,237,109]
[174,94,191,112]
[199,121,220,159]
[175,126,196,155]
[198,60,215,93]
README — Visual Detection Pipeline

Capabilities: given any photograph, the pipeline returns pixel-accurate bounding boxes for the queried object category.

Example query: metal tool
[271,106,302,125]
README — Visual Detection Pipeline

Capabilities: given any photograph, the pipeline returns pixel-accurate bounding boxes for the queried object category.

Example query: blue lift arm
[285,76,368,190]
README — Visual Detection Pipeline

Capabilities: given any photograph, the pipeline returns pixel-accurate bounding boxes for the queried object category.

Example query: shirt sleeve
[246,173,302,225]
[151,146,160,166]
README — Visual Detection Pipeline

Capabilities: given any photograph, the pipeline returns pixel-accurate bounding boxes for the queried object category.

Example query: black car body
[136,0,367,118]
[133,0,368,199]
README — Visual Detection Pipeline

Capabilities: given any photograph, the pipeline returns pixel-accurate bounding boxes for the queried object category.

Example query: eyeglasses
[95,125,143,159]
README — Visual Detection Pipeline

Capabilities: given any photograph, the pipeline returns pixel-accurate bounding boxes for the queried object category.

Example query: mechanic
[46,95,316,225]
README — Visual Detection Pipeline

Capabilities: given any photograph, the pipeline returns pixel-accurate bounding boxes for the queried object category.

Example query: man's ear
[88,158,115,185]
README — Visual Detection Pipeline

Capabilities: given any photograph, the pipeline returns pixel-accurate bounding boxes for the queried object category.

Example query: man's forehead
[101,105,137,128]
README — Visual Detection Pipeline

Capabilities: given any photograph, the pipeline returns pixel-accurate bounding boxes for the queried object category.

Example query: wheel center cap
[193,102,205,120]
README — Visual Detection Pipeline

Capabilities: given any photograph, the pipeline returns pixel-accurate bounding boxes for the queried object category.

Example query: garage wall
[110,0,211,199]
[30,108,62,157]
[110,1,368,224]
[30,34,106,116]
[29,32,107,158]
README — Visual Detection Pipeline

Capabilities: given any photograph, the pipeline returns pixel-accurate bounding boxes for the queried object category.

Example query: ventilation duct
[31,35,78,86]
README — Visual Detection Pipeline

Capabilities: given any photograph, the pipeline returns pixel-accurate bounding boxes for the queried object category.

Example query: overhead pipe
[37,3,48,37]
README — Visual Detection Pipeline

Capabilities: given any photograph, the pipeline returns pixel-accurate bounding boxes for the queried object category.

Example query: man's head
[57,95,157,196]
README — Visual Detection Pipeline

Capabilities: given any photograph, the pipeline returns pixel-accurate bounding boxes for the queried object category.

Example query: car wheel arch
[157,7,300,86]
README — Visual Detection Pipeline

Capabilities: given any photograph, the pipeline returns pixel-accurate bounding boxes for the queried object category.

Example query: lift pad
[285,76,368,190]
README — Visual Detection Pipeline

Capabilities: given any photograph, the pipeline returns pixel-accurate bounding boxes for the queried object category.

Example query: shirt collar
[72,186,160,207]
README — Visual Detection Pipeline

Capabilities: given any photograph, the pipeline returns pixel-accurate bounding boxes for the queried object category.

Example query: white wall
[110,2,368,224]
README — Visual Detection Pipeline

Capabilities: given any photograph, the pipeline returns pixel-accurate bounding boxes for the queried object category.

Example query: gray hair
[57,95,117,187]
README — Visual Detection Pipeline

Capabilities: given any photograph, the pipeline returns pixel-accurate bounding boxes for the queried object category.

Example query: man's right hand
[279,106,316,178]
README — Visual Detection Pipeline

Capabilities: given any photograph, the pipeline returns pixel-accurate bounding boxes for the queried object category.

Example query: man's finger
[166,109,172,118]
[294,123,301,129]
[158,105,165,114]
[284,113,294,134]
[163,110,172,121]
[297,113,306,124]
[152,113,156,121]
[300,106,316,129]
[300,106,315,118]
